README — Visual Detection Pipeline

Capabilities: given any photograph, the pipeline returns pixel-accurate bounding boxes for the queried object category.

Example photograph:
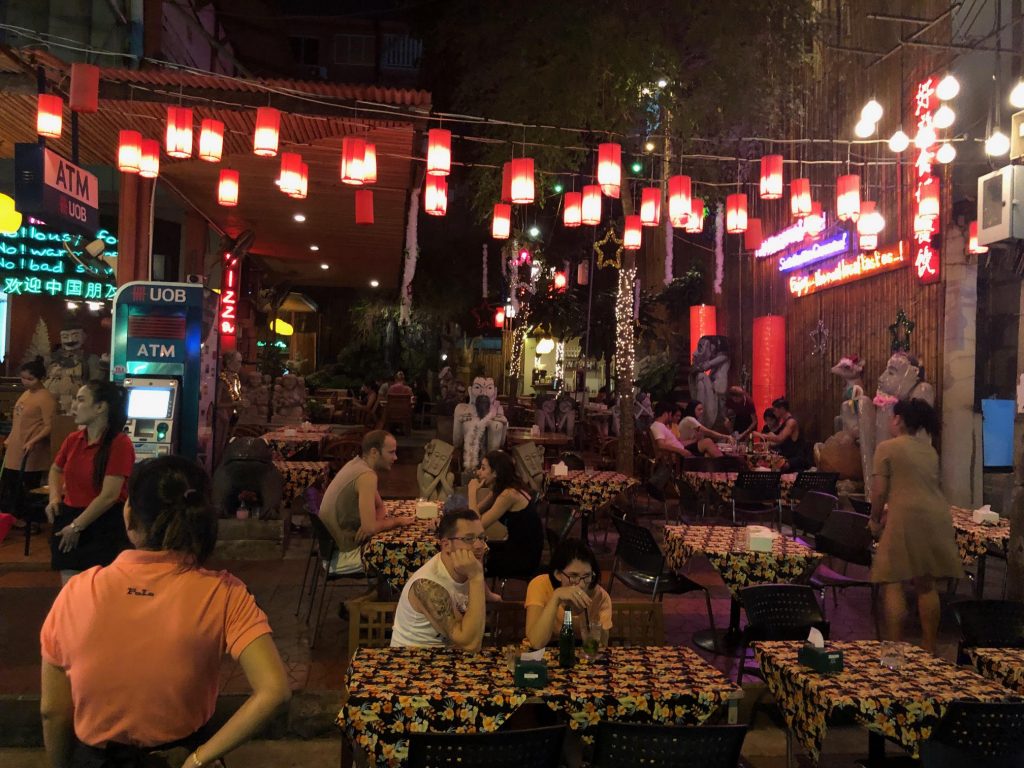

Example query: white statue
[453,377,507,472]
[416,439,455,501]
[814,355,866,480]
[689,335,730,427]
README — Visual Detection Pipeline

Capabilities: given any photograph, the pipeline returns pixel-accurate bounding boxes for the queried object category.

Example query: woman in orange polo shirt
[46,381,135,584]
[40,455,290,768]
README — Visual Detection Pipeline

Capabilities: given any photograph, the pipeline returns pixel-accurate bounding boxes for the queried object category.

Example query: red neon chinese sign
[219,251,239,351]
[912,78,940,284]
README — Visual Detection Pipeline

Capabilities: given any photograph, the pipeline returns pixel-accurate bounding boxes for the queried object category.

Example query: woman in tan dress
[869,398,963,653]
[1,359,57,523]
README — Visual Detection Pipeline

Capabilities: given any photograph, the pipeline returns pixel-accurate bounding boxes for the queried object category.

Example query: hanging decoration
[424,175,448,216]
[362,143,377,184]
[138,139,160,179]
[597,143,622,198]
[713,203,724,294]
[857,201,885,251]
[508,303,530,380]
[752,315,786,425]
[117,130,142,174]
[69,63,99,113]
[563,192,582,227]
[615,266,637,388]
[217,169,239,206]
[686,198,705,234]
[355,189,373,225]
[805,202,825,237]
[623,215,642,250]
[165,106,193,159]
[399,184,421,324]
[494,307,505,328]
[743,218,763,251]
[253,107,281,157]
[577,261,589,286]
[581,185,602,226]
[759,154,784,199]
[482,244,488,299]
[668,175,692,227]
[289,162,309,200]
[888,308,915,353]
[664,219,673,285]
[790,178,812,218]
[510,158,535,204]
[36,94,63,138]
[968,221,988,255]
[427,128,451,176]
[199,119,224,162]
[492,203,511,239]
[809,319,830,357]
[640,188,661,226]
[725,193,747,233]
[836,174,860,222]
[593,227,623,269]
[278,152,303,196]
[911,76,942,284]
[689,305,717,358]
[501,161,513,203]
[340,137,367,185]
[917,173,940,218]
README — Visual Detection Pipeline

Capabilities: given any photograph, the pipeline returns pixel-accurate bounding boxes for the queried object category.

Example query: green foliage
[636,352,679,401]
[655,268,706,314]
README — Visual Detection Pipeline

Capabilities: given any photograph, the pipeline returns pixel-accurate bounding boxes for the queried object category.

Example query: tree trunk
[616,254,637,475]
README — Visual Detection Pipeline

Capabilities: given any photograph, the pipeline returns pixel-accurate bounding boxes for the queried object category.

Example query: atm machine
[122,377,179,461]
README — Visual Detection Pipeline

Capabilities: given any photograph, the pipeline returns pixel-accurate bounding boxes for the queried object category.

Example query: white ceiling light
[861,99,883,124]
[933,105,955,129]
[309,244,319,251]
[369,279,379,288]
[854,119,876,138]
[986,131,1010,156]
[935,143,956,164]
[936,74,960,101]
[293,213,306,222]
[1010,81,1024,109]
[320,263,329,270]
[888,130,910,153]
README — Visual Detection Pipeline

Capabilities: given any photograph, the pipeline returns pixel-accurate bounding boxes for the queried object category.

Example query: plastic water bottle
[559,607,576,669]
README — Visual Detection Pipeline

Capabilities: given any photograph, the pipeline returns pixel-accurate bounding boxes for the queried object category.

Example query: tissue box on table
[797,643,844,673]
[746,526,775,553]
[514,658,548,688]
[551,461,568,477]
[415,500,438,520]
[972,505,1000,525]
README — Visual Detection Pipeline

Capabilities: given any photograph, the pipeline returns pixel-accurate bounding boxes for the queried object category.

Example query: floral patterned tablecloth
[679,471,798,504]
[664,524,821,597]
[337,645,739,767]
[261,429,327,460]
[755,640,1019,763]
[546,470,638,513]
[968,647,1024,694]
[272,461,330,505]
[360,500,440,591]
[950,506,1010,564]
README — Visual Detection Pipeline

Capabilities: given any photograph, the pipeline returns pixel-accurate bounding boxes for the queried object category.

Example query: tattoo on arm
[412,579,459,637]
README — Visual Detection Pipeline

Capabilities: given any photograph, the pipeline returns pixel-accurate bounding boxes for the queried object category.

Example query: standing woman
[46,381,135,584]
[1,359,57,522]
[869,399,963,654]
[40,455,289,768]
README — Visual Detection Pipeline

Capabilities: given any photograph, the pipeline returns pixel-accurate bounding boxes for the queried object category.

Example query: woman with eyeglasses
[524,539,612,650]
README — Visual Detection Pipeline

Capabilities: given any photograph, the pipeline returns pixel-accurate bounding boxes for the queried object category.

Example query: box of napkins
[415,500,438,520]
[797,628,843,673]
[746,525,775,552]
[972,505,1000,525]
[551,461,568,478]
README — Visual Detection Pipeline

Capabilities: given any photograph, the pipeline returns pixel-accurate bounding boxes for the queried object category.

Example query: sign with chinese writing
[14,144,99,233]
[0,225,117,299]
[788,241,908,298]
[218,251,239,351]
[912,78,941,284]
[778,230,850,272]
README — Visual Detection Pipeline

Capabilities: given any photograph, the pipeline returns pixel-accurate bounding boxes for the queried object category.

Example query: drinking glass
[581,621,605,660]
[879,641,904,671]
[502,644,520,673]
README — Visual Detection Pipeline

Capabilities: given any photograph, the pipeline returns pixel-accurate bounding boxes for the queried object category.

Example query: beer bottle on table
[559,607,576,668]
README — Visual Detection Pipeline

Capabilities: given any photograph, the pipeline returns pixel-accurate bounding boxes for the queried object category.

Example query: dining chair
[608,601,665,646]
[380,393,413,435]
[790,491,838,545]
[809,509,879,637]
[789,471,839,501]
[951,599,1024,664]
[295,488,325,619]
[730,471,782,529]
[591,722,747,768]
[918,701,1024,767]
[486,600,527,647]
[305,512,374,648]
[558,451,587,470]
[736,584,829,685]
[346,601,398,660]
[406,724,566,768]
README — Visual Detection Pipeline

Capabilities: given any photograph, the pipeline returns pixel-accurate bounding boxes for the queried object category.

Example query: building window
[381,34,422,70]
[334,34,374,66]
[290,36,320,67]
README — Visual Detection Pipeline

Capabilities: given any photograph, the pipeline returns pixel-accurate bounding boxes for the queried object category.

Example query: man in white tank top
[391,509,489,651]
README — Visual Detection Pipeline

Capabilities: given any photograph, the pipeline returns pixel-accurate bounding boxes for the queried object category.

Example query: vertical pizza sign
[219,250,239,352]
[912,77,941,284]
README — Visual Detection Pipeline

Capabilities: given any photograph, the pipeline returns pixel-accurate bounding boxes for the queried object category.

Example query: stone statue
[689,335,731,427]
[814,355,867,480]
[272,373,307,421]
[555,392,576,438]
[535,394,557,433]
[212,437,284,518]
[453,377,508,473]
[416,439,455,501]
[611,390,653,437]
[831,355,865,435]
[45,322,103,414]
[511,441,546,494]
[238,371,270,424]
[438,366,455,401]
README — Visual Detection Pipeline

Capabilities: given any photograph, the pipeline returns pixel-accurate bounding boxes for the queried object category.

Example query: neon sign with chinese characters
[912,78,941,284]
[218,251,239,351]
[0,225,117,298]
[778,231,850,272]
[788,241,908,298]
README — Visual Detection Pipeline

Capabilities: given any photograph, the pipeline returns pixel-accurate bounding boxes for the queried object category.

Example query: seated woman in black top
[753,397,810,472]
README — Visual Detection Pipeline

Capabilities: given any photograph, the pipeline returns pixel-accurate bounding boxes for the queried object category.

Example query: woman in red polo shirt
[46,381,135,583]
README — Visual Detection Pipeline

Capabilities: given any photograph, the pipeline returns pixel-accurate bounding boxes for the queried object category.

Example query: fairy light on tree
[615,266,637,388]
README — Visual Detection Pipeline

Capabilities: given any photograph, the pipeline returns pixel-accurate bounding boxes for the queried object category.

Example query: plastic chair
[809,509,879,636]
[790,471,839,501]
[380,393,413,435]
[848,495,872,516]
[608,601,665,646]
[559,452,586,470]
[918,701,1024,767]
[592,722,747,768]
[791,491,838,544]
[731,471,782,528]
[305,513,373,648]
[952,599,1024,664]
[294,486,325,619]
[406,724,566,768]
[737,584,829,684]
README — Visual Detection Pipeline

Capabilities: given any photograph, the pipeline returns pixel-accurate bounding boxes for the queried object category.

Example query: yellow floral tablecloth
[664,524,821,597]
[273,461,330,505]
[755,640,1018,763]
[546,470,638,513]
[950,506,1010,564]
[337,645,738,767]
[360,501,440,591]
[261,429,327,460]
[679,471,798,504]
[968,647,1024,694]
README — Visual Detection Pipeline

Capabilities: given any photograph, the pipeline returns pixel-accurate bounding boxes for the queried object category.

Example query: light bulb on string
[861,99,883,124]
[935,143,956,164]
[933,105,955,129]
[936,75,960,101]
[1011,81,1024,109]
[888,130,910,153]
[986,131,1010,156]
[854,119,876,138]
[915,125,937,149]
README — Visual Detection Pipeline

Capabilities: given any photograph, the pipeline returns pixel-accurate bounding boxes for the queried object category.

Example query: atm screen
[127,387,173,419]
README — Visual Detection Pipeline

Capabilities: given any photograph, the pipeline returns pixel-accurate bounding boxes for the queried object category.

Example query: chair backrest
[307,511,338,561]
[792,492,837,537]
[407,724,566,768]
[347,601,398,655]
[815,509,873,567]
[952,600,1024,649]
[559,452,587,470]
[919,701,1024,768]
[847,495,872,516]
[611,516,667,577]
[734,471,782,500]
[384,394,413,419]
[486,600,527,647]
[739,584,828,641]
[609,602,665,646]
[792,471,838,498]
[592,722,747,768]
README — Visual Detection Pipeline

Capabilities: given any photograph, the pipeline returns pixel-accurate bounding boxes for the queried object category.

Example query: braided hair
[84,380,128,492]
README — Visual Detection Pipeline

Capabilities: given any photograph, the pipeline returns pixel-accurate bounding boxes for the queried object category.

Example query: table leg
[693,596,744,656]
[975,554,988,599]
[868,731,885,761]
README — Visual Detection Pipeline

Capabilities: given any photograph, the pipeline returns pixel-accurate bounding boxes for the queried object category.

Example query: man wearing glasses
[391,508,491,650]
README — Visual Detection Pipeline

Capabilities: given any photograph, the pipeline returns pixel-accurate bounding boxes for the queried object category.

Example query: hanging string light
[668,175,691,227]
[581,185,602,226]
[492,203,511,239]
[427,129,451,176]
[725,193,748,233]
[759,155,783,199]
[563,191,582,227]
[510,158,535,204]
[165,106,193,158]
[355,189,374,225]
[253,106,281,157]
[198,119,224,162]
[138,139,160,179]
[36,94,63,138]
[790,178,812,218]
[117,130,142,174]
[340,137,367,185]
[640,187,661,226]
[614,266,637,388]
[424,175,448,216]
[685,198,705,233]
[218,169,239,206]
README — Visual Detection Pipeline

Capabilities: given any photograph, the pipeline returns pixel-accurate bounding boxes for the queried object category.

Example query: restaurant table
[337,645,740,768]
[754,640,1019,765]
[679,471,798,505]
[545,469,638,542]
[967,647,1024,694]
[950,506,1010,598]
[272,460,331,505]
[664,524,822,655]
[360,500,441,593]
[506,428,572,458]
[261,428,328,460]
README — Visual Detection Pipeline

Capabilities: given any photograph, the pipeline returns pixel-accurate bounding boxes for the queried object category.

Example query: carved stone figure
[535,394,557,433]
[511,441,546,494]
[212,437,284,518]
[453,376,508,473]
[814,355,867,480]
[831,355,865,435]
[555,392,576,438]
[272,373,307,421]
[438,366,455,401]
[45,323,102,414]
[238,371,270,424]
[689,335,731,427]
[416,439,455,501]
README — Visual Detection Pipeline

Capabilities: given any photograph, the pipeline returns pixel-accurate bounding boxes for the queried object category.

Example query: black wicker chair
[951,599,1024,665]
[406,724,566,768]
[592,722,747,768]
[305,513,373,648]
[731,471,783,528]
[790,491,837,544]
[918,701,1024,767]
[790,471,839,501]
[848,495,872,516]
[737,584,829,684]
[809,509,879,636]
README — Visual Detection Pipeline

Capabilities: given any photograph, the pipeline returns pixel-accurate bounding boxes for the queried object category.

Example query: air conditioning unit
[977,165,1024,246]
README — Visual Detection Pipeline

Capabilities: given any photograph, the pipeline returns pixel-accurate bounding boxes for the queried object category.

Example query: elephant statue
[212,437,285,518]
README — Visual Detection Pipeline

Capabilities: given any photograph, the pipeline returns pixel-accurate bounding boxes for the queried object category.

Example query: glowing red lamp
[253,107,280,157]
[199,119,224,162]
[563,192,582,227]
[340,137,366,185]
[138,139,160,179]
[427,129,451,176]
[759,154,783,199]
[640,187,661,226]
[668,175,691,226]
[424,175,448,216]
[492,203,511,239]
[218,169,239,207]
[165,106,193,159]
[597,143,621,197]
[790,177,812,218]
[510,158,535,204]
[36,94,63,139]
[362,143,377,184]
[117,130,142,174]
[623,215,642,250]
[494,307,505,328]
[553,271,568,291]
[685,198,705,233]
[581,185,602,225]
[836,174,861,222]
[726,193,748,234]
[969,221,988,255]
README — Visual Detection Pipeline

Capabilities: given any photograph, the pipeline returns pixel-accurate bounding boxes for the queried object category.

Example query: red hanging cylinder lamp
[553,271,568,291]
[969,221,988,254]
[36,94,63,139]
[510,158,534,204]
[744,218,763,251]
[253,107,281,157]
[165,106,193,158]
[597,143,621,198]
[689,305,717,359]
[805,202,825,237]
[218,169,239,207]
[577,262,589,286]
[856,201,881,250]
[492,203,511,239]
[668,175,691,227]
[362,143,377,184]
[640,187,661,226]
[494,307,505,329]
[424,175,447,216]
[563,192,582,228]
[581,185,602,226]
[288,162,309,200]
[623,215,642,250]
[117,130,143,174]
[836,174,861,222]
[199,119,224,162]
[752,315,786,425]
[340,137,366,185]
[685,198,705,233]
[426,128,451,176]
[500,162,513,203]
[355,189,374,225]
[69,63,99,113]
[726,193,748,234]
[278,152,303,196]
[759,154,784,199]
[917,174,940,219]
[138,139,160,180]
[790,177,812,218]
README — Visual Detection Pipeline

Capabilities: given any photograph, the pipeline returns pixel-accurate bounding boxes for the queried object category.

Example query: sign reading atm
[14,144,99,233]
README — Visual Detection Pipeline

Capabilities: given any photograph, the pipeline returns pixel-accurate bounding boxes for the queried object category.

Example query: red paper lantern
[752,315,786,428]
[917,173,940,219]
[492,203,511,239]
[805,202,825,237]
[36,94,62,138]
[362,143,377,184]
[138,139,160,179]
[744,218,763,251]
[426,128,451,176]
[510,158,534,204]
[69,63,99,113]
[685,198,705,233]
[340,137,366,185]
[117,130,142,174]
[424,175,447,216]
[278,152,303,195]
[759,154,784,200]
[577,262,589,285]
[726,193,748,234]
[623,215,642,250]
[581,185,602,225]
[501,162,513,203]
[218,169,239,207]
[253,106,281,157]
[288,162,308,200]
[199,119,224,162]
[494,307,506,328]
[563,192,582,227]
[836,174,860,222]
[668,175,692,226]
[355,189,374,225]
[597,143,622,197]
[640,187,661,226]
[689,305,717,359]
[790,177,812,218]
[553,271,568,291]
[165,106,193,158]
[969,221,988,254]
